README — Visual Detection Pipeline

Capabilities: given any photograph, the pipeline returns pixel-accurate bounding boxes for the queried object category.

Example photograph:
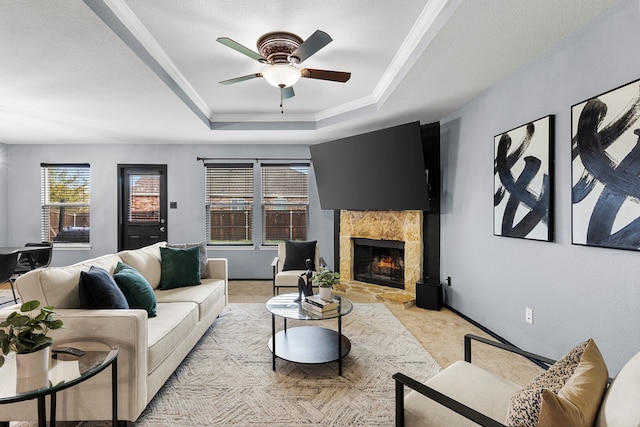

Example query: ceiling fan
[217,30,351,111]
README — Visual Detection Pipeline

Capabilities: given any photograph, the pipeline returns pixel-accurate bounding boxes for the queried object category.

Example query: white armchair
[271,240,323,296]
[394,334,640,427]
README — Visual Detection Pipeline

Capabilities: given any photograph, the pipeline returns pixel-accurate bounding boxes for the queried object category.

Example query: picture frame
[494,115,554,241]
[571,78,640,250]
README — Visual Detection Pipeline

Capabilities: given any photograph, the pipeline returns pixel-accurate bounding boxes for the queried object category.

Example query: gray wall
[4,143,334,279]
[440,0,640,374]
[0,144,7,244]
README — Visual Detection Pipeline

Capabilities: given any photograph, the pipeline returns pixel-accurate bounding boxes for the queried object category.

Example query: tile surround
[339,210,423,294]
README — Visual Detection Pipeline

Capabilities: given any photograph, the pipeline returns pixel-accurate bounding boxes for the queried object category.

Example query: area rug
[14,302,441,426]
[0,289,18,307]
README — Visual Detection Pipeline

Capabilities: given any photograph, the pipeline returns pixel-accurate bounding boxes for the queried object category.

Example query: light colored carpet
[12,302,440,426]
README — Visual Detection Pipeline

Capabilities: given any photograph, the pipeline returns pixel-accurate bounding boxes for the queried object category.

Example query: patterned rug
[0,289,18,307]
[13,302,441,426]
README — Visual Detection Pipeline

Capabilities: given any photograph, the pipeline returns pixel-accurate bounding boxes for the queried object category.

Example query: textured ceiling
[0,0,620,144]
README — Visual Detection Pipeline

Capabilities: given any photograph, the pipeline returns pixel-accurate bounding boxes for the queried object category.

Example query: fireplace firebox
[353,238,405,289]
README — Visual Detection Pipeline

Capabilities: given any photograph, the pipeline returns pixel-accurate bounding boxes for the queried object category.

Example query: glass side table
[0,339,119,427]
[266,292,354,375]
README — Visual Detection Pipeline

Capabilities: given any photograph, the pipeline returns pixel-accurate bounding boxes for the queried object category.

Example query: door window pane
[129,174,160,222]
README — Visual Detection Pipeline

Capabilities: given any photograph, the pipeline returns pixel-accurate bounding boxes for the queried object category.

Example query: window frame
[260,163,310,246]
[204,163,255,246]
[204,161,310,247]
[40,163,91,245]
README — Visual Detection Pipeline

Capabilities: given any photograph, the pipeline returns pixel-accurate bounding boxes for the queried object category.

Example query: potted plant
[312,266,340,301]
[0,300,63,377]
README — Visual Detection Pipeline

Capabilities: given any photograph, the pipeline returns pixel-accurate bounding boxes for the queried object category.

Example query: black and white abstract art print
[494,115,554,241]
[572,79,640,250]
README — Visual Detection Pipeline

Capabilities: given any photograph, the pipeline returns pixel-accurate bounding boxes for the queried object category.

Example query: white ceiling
[0,0,619,145]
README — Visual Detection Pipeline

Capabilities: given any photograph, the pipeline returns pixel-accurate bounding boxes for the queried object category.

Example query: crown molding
[84,0,458,131]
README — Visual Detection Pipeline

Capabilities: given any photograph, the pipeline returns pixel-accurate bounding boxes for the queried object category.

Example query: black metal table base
[1,354,118,427]
[271,323,351,375]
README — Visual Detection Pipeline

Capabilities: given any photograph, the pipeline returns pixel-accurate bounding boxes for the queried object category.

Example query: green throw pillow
[113,261,157,317]
[167,242,210,279]
[159,246,201,290]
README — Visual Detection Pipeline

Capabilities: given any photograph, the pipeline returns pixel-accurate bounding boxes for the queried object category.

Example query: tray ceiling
[0,0,619,144]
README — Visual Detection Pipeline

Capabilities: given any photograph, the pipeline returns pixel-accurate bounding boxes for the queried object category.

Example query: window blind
[41,163,90,243]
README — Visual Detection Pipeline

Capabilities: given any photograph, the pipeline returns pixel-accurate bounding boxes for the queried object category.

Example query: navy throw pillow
[78,266,129,309]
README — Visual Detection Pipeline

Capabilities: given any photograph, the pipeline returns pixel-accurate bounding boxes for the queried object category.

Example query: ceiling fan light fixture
[262,64,301,88]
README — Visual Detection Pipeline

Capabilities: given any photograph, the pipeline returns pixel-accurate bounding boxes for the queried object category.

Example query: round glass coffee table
[266,293,353,375]
[0,340,119,427]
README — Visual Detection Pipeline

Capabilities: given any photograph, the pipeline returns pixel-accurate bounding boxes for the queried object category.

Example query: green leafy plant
[0,300,63,368]
[311,266,340,288]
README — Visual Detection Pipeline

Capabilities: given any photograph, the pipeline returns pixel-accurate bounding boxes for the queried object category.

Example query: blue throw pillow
[114,261,157,317]
[78,266,129,309]
[159,246,201,290]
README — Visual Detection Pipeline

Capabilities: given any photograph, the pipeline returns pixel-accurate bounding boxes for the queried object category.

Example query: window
[129,173,160,222]
[204,162,310,246]
[41,163,90,243]
[261,164,309,244]
[205,164,254,245]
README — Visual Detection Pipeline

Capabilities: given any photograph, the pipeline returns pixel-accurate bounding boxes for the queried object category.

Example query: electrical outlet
[525,307,533,324]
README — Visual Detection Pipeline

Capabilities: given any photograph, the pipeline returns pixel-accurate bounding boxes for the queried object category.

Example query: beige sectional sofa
[0,242,228,425]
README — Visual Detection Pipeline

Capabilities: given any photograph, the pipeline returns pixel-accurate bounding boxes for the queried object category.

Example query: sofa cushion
[22,253,122,308]
[275,269,307,287]
[147,302,198,374]
[595,350,640,427]
[505,339,593,427]
[282,240,316,271]
[404,361,521,426]
[537,340,608,427]
[159,246,201,290]
[118,242,166,290]
[113,262,157,317]
[155,278,226,320]
[79,266,129,309]
[167,242,210,279]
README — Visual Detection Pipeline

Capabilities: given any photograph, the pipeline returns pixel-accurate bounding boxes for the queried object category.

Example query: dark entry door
[118,164,168,251]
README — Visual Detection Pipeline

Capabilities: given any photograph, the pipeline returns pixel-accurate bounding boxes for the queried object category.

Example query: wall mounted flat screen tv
[310,121,430,211]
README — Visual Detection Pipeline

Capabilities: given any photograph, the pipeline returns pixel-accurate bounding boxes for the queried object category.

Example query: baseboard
[443,304,549,370]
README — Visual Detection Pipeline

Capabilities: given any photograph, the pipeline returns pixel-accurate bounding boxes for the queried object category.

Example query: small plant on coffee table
[312,266,340,289]
[0,300,64,368]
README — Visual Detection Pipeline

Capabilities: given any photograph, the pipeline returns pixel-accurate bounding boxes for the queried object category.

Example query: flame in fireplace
[373,255,403,274]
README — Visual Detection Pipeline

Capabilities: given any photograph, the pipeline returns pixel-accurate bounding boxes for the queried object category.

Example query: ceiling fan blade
[219,73,262,85]
[281,86,295,99]
[290,30,332,63]
[301,68,351,83]
[216,37,266,63]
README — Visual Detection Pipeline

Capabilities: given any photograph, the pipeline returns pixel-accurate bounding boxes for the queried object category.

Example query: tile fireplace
[339,210,423,294]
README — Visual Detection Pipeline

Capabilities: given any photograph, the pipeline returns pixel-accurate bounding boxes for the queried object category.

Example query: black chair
[13,242,53,275]
[0,252,19,304]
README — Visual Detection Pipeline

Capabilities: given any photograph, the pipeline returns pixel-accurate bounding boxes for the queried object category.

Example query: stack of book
[302,294,340,315]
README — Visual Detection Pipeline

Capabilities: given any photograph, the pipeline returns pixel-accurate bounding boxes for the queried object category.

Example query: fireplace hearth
[353,238,405,289]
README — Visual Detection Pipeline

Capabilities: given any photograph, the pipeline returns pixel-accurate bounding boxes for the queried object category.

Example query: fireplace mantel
[339,210,423,294]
